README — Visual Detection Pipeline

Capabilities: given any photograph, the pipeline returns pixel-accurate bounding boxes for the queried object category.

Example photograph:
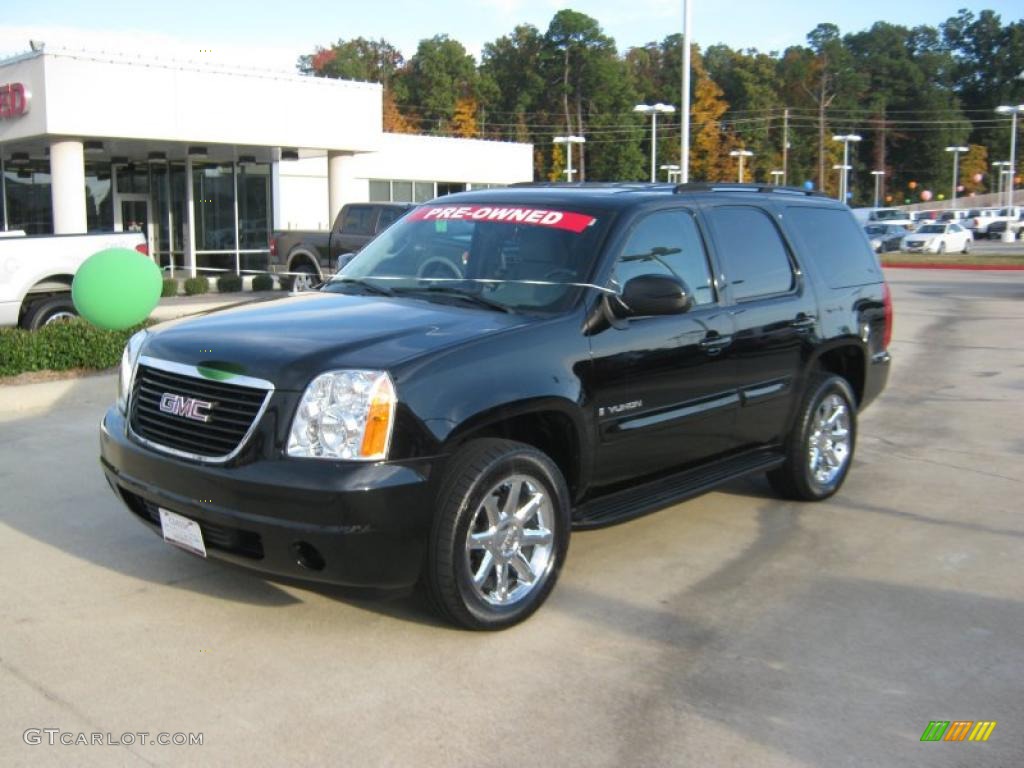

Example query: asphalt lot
[1,269,1022,766]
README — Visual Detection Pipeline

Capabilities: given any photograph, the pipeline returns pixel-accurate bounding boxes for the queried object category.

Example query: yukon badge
[599,400,643,417]
[159,393,214,423]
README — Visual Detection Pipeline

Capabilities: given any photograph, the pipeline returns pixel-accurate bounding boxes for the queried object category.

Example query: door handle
[790,314,816,331]
[698,334,732,354]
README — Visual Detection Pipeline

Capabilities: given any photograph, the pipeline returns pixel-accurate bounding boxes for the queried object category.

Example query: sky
[0,1,1020,72]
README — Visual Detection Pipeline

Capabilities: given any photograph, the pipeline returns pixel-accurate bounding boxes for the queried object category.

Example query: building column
[327,151,351,228]
[49,140,87,234]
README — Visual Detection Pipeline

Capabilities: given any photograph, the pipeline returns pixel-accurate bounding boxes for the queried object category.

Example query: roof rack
[672,182,830,198]
[508,181,675,189]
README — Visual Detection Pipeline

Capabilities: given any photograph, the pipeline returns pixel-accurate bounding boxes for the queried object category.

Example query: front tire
[290,263,318,292]
[425,439,570,630]
[962,238,971,254]
[768,374,857,501]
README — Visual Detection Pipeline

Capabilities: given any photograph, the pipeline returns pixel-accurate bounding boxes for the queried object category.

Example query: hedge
[0,319,147,377]
[217,274,243,293]
[184,276,209,296]
[252,273,274,292]
[161,278,179,297]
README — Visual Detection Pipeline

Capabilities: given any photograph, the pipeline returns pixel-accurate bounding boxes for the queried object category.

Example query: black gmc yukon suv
[100,183,892,630]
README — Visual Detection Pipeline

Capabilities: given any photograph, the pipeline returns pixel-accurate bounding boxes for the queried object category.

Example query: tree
[451,97,479,138]
[402,35,478,134]
[479,25,547,143]
[689,46,735,181]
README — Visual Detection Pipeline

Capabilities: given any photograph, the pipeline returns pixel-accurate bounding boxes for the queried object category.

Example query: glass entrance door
[115,194,153,253]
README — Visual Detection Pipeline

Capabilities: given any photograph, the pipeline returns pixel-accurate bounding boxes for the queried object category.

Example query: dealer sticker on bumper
[158,508,207,557]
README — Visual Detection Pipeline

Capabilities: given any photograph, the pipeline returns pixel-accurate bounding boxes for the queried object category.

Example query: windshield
[918,225,945,234]
[864,225,886,235]
[324,203,612,312]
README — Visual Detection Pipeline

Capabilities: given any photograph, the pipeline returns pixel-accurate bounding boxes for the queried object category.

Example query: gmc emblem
[159,393,214,423]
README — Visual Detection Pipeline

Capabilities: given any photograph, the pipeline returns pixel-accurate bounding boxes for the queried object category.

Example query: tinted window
[784,206,883,289]
[611,209,715,305]
[705,206,794,300]
[340,206,375,235]
[376,207,406,231]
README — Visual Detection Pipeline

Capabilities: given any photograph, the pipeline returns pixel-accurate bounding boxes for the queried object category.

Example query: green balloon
[72,248,162,330]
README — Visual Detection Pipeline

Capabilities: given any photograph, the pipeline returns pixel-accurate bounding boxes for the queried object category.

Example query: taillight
[269,237,277,257]
[882,282,893,350]
[135,242,149,256]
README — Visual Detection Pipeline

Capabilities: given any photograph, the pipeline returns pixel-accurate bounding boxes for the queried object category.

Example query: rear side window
[785,206,883,289]
[340,206,376,235]
[704,206,794,301]
[376,207,405,231]
[612,209,715,305]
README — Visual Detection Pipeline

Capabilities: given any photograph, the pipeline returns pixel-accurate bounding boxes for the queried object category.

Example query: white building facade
[0,47,533,276]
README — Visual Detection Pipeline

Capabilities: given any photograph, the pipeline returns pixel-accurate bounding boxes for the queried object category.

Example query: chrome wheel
[807,393,851,486]
[291,270,316,292]
[464,474,555,606]
[43,311,77,325]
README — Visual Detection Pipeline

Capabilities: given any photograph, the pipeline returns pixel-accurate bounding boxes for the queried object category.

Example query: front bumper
[100,407,435,588]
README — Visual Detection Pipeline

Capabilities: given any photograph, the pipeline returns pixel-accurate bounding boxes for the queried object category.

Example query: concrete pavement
[0,269,1021,766]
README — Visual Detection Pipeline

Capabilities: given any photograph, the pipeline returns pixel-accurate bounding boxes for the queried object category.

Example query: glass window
[115,164,149,195]
[341,205,375,235]
[376,206,406,231]
[3,160,53,234]
[414,182,434,202]
[192,163,237,275]
[391,180,414,202]
[84,162,113,232]
[238,163,271,271]
[705,206,794,300]
[369,180,390,202]
[437,182,467,196]
[611,209,715,305]
[784,206,883,289]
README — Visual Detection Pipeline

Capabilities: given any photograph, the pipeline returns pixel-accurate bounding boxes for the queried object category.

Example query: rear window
[784,206,883,289]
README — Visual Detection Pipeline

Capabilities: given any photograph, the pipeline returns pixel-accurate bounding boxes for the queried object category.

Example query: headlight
[117,330,148,414]
[287,370,396,460]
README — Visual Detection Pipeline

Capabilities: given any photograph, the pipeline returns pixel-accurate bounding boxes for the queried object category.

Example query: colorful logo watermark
[920,721,997,742]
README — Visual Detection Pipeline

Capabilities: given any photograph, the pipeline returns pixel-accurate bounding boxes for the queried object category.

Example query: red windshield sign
[409,205,596,233]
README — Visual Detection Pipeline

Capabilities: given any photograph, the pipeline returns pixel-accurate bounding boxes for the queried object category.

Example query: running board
[572,450,785,530]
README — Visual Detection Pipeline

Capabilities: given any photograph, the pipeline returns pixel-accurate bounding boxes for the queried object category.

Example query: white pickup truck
[0,230,148,329]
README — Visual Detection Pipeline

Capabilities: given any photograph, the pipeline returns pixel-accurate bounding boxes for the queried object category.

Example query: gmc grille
[129,363,270,460]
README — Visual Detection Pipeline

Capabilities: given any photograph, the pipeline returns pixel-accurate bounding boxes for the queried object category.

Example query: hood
[143,292,531,390]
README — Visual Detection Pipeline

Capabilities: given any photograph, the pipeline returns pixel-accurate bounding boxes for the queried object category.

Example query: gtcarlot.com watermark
[24,729,203,747]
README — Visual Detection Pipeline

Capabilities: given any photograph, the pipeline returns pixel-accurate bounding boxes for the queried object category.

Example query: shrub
[161,278,179,297]
[0,319,148,377]
[217,274,243,293]
[184,276,209,296]
[251,273,274,292]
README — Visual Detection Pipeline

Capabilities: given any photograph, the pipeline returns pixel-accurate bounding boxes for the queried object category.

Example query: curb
[882,263,1024,271]
[0,372,114,418]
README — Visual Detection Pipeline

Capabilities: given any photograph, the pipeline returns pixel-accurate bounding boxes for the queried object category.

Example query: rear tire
[767,374,857,501]
[21,295,78,330]
[962,238,971,254]
[425,438,570,630]
[290,264,318,292]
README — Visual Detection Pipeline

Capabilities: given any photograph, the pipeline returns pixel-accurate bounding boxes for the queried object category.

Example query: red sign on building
[0,83,30,119]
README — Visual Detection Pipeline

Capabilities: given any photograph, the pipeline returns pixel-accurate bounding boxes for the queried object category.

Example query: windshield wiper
[328,277,395,296]
[393,285,513,313]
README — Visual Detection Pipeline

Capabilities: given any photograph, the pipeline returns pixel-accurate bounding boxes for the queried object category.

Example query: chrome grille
[129,359,272,461]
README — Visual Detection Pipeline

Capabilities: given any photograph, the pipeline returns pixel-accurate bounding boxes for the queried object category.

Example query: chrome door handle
[698,334,732,353]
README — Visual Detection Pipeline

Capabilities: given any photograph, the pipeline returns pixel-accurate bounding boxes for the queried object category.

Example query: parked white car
[901,223,973,254]
[0,230,148,329]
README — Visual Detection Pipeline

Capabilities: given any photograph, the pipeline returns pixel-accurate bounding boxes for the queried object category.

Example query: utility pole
[782,107,789,185]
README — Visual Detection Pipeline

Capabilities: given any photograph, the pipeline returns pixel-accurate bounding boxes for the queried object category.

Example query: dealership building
[0,46,533,275]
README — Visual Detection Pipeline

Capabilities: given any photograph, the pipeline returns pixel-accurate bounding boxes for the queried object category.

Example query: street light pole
[680,0,692,183]
[870,170,885,209]
[832,134,862,203]
[635,103,676,183]
[945,146,968,209]
[992,161,1009,199]
[729,149,753,182]
[833,164,852,201]
[770,169,784,186]
[552,135,586,182]
[995,105,1023,241]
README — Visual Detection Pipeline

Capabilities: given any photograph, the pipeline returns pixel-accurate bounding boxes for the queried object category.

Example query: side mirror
[615,274,693,317]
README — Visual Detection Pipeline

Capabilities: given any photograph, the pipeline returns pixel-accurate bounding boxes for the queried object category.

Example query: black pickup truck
[270,202,414,290]
[101,183,891,630]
